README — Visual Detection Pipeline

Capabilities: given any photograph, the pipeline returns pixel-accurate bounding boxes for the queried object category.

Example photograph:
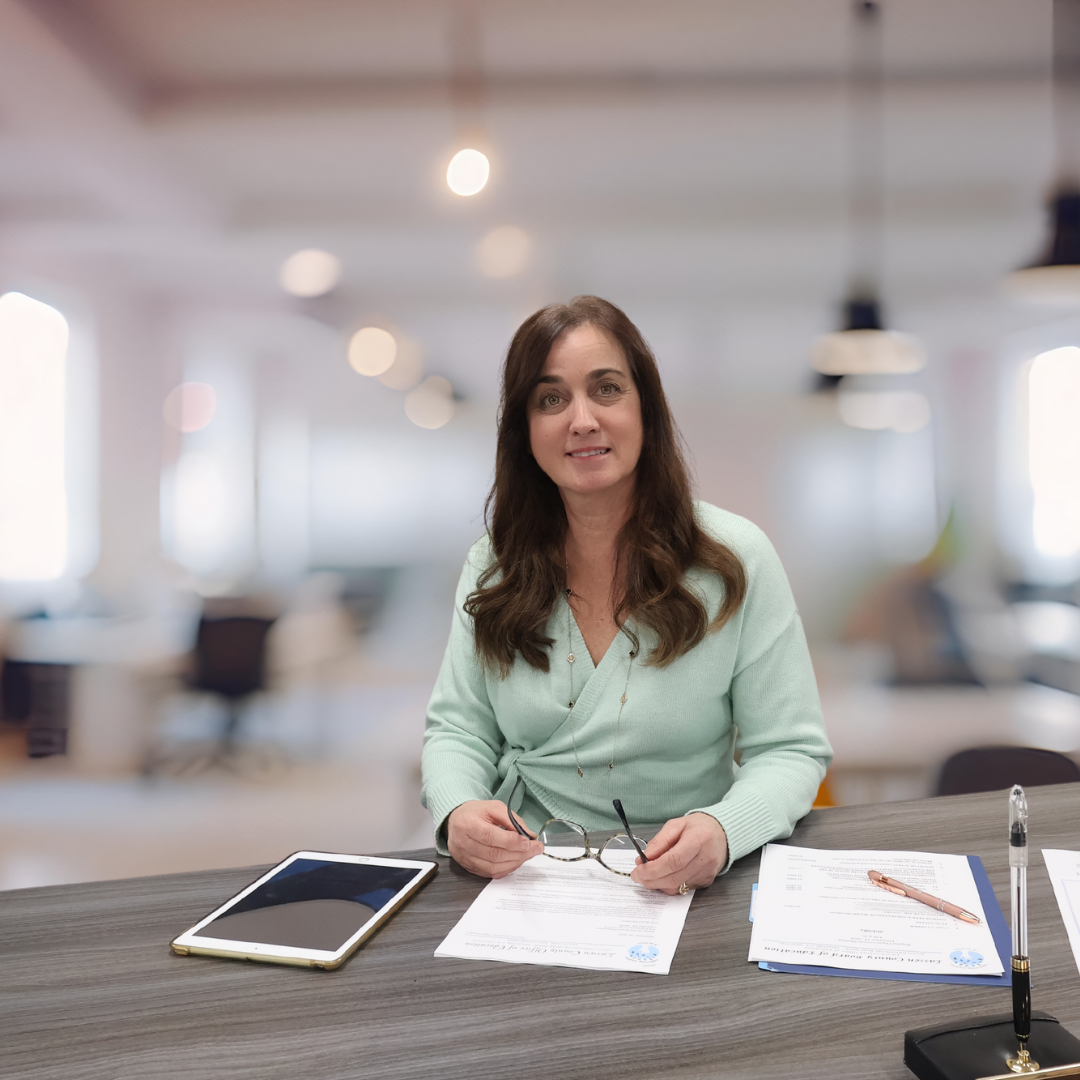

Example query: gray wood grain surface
[4,785,1080,1080]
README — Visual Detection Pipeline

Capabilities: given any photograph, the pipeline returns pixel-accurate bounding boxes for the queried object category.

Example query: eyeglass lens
[597,833,648,876]
[537,819,588,860]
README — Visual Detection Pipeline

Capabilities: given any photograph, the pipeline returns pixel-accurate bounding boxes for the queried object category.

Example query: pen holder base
[1005,1047,1039,1073]
[905,1012,1080,1080]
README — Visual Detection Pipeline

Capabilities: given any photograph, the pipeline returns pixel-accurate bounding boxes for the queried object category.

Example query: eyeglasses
[505,776,650,878]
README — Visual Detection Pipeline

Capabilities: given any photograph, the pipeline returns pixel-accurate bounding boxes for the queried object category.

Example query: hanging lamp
[444,1,491,196]
[1004,0,1080,303]
[812,296,924,376]
[812,0,925,379]
[1004,190,1080,302]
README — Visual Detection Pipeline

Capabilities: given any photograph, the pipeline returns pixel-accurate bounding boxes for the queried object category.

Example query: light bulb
[447,149,490,196]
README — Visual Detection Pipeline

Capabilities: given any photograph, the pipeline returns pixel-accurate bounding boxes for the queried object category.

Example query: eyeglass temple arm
[612,799,649,862]
[505,776,531,837]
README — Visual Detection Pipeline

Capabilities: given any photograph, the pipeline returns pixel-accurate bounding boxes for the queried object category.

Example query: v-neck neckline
[551,596,638,760]
[565,597,632,686]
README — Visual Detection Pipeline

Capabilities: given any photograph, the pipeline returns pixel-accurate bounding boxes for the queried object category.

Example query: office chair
[145,615,277,776]
[934,745,1080,797]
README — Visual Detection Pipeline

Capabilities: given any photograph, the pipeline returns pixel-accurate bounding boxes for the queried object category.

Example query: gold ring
[679,882,689,895]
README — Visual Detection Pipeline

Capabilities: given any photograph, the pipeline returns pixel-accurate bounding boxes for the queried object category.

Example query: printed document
[434,853,693,975]
[1042,849,1080,975]
[748,845,1003,975]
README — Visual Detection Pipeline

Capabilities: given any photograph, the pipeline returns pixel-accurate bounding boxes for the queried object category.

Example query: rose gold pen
[867,870,981,924]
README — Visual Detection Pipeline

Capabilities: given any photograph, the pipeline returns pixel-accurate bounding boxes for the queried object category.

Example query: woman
[421,296,831,894]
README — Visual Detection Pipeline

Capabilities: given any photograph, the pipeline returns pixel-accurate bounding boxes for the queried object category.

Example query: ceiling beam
[18,0,147,112]
[2,0,214,224]
[143,64,1051,120]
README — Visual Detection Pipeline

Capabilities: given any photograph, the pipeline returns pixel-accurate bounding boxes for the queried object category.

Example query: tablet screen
[198,858,419,952]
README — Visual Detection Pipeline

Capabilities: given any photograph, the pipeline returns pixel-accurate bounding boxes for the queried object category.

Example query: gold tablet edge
[169,859,439,969]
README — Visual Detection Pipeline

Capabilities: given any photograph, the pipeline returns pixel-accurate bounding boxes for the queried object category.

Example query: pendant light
[444,1,491,197]
[812,1,925,379]
[812,297,924,376]
[1004,0,1080,304]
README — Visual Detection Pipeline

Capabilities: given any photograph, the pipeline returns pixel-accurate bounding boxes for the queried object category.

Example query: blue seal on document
[949,949,985,969]
[627,944,660,964]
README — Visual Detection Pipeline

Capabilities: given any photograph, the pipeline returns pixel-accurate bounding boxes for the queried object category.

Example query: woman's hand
[447,800,544,879]
[630,813,728,894]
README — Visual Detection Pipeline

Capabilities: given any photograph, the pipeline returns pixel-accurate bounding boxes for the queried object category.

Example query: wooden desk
[6,785,1080,1080]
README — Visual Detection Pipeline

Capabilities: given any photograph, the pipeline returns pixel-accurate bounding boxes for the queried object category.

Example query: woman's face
[527,323,644,501]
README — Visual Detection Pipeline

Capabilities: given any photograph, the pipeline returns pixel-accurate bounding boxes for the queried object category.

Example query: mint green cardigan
[421,502,833,868]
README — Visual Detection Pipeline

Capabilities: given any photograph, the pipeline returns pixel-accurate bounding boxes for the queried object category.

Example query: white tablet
[170,851,438,970]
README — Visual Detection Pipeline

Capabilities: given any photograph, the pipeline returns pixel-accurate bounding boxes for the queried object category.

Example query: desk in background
[4,785,1080,1080]
[4,614,192,772]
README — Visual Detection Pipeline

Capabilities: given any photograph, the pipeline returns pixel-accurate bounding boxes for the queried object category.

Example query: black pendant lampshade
[812,1,925,379]
[1005,0,1080,302]
[1005,190,1080,303]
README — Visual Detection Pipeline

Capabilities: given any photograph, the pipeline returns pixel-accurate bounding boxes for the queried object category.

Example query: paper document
[1042,850,1080,975]
[435,854,693,975]
[748,845,1004,975]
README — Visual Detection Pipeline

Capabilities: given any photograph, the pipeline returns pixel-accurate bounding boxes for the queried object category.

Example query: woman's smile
[527,323,643,502]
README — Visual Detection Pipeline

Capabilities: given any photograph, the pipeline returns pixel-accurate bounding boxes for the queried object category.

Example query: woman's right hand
[447,800,544,878]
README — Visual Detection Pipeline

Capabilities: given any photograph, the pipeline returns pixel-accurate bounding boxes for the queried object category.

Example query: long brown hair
[466,295,746,675]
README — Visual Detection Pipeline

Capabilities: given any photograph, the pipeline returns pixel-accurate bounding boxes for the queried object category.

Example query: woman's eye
[598,383,619,396]
[542,393,561,407]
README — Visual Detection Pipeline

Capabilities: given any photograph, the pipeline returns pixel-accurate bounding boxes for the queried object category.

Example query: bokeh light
[837,388,930,434]
[163,382,217,433]
[476,225,532,278]
[279,248,342,298]
[405,376,455,429]
[378,338,424,390]
[446,149,490,196]
[348,327,398,376]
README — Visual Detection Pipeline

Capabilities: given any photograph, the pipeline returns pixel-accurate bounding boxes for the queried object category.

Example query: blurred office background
[2,0,1080,888]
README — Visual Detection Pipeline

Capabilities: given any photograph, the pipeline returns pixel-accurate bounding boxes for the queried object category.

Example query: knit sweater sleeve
[420,541,503,854]
[686,511,833,869]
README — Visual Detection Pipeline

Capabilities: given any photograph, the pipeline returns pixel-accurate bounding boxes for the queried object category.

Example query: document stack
[748,845,1011,986]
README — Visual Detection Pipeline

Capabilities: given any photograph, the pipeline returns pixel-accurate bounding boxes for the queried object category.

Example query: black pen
[1007,784,1037,1074]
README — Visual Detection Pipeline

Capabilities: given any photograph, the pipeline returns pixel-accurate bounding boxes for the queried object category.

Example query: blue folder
[751,854,1012,986]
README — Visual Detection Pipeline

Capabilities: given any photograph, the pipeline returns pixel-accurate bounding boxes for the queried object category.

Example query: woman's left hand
[630,813,728,894]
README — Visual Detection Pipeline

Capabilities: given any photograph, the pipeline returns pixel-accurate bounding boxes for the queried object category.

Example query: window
[1029,346,1080,559]
[0,292,69,581]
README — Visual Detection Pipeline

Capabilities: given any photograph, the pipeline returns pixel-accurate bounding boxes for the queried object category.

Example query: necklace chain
[564,549,635,780]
